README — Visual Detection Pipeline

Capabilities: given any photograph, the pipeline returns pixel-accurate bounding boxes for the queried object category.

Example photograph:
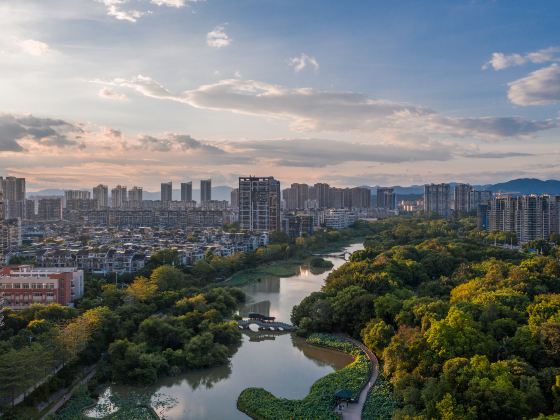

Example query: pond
[94,242,364,419]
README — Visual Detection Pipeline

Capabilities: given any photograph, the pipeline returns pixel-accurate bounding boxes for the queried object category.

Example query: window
[22,283,30,289]
[13,283,21,289]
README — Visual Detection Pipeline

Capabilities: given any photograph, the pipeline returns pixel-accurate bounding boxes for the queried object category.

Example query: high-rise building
[485,194,552,243]
[472,190,493,209]
[239,176,281,231]
[0,219,21,265]
[37,198,63,221]
[376,187,396,210]
[518,195,551,243]
[313,183,330,208]
[128,186,143,208]
[93,184,109,209]
[25,200,36,221]
[0,177,26,201]
[181,182,193,202]
[350,187,371,209]
[0,177,26,219]
[424,183,451,217]
[488,195,518,234]
[283,183,309,210]
[453,183,473,215]
[329,187,344,209]
[111,185,127,208]
[230,188,239,209]
[200,179,212,203]
[161,182,172,202]
[64,190,90,202]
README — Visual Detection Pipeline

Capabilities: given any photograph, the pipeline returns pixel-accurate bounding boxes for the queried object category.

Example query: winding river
[94,242,364,419]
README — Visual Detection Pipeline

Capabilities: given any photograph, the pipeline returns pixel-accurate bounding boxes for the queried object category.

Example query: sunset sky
[1,0,559,191]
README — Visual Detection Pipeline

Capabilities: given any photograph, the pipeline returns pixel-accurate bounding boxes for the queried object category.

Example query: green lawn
[219,258,307,287]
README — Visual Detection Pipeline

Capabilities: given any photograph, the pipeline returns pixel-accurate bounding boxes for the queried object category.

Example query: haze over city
[1,0,559,191]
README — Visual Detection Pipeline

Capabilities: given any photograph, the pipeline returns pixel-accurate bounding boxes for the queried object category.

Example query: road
[338,336,379,420]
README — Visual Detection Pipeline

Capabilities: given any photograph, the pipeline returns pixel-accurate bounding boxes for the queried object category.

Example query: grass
[362,370,397,420]
[236,333,371,420]
[219,258,307,287]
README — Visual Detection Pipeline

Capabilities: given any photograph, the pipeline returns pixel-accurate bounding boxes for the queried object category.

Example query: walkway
[40,365,98,420]
[338,335,379,420]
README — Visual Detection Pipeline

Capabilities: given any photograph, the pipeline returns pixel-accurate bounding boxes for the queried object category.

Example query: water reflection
[91,242,364,419]
[239,300,271,318]
[152,363,233,391]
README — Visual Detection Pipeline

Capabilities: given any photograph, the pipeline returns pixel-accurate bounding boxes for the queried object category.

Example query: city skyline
[1,1,560,190]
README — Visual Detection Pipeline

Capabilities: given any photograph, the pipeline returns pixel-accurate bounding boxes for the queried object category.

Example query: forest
[291,216,560,419]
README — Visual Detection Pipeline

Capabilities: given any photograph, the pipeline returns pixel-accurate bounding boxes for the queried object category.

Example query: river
[91,242,364,419]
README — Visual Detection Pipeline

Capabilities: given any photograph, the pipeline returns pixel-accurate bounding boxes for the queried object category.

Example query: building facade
[161,182,172,202]
[424,183,451,217]
[0,265,84,308]
[239,176,281,232]
[93,184,109,209]
[200,179,212,203]
[181,182,193,202]
[376,187,397,210]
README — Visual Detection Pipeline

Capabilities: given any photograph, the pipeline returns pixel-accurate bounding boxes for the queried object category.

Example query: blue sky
[0,0,559,190]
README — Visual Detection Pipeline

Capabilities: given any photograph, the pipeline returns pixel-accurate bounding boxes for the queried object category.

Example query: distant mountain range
[369,178,560,196]
[27,178,560,201]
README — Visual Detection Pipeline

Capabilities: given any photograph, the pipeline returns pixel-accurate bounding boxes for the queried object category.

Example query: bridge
[237,319,296,331]
[314,252,351,261]
[237,313,296,331]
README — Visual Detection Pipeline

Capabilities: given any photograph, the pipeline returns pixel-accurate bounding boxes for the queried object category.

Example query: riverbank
[219,236,365,288]
[236,333,372,420]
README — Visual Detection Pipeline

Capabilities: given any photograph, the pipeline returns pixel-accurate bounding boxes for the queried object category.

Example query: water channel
[93,242,364,419]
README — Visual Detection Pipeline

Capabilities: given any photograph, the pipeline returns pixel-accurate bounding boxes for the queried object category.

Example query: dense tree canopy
[292,216,560,419]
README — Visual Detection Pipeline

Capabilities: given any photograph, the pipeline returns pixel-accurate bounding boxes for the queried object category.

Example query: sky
[0,0,559,191]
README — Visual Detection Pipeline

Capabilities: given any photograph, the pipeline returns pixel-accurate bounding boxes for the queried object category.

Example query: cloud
[136,133,226,154]
[231,138,453,167]
[18,39,50,56]
[101,75,558,140]
[507,64,560,106]
[462,151,534,159]
[483,46,560,70]
[430,115,558,138]
[99,87,128,101]
[289,53,319,72]
[150,0,201,6]
[93,74,175,99]
[97,0,150,22]
[207,25,231,48]
[0,113,84,152]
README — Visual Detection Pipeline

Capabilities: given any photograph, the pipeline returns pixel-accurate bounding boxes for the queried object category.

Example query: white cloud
[289,53,319,72]
[92,74,175,99]
[97,0,150,22]
[483,46,560,70]
[207,25,231,48]
[150,0,190,6]
[19,39,50,56]
[98,87,128,101]
[100,75,558,140]
[508,64,560,106]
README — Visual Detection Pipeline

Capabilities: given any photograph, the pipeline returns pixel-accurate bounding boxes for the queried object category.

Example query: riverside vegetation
[0,222,377,418]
